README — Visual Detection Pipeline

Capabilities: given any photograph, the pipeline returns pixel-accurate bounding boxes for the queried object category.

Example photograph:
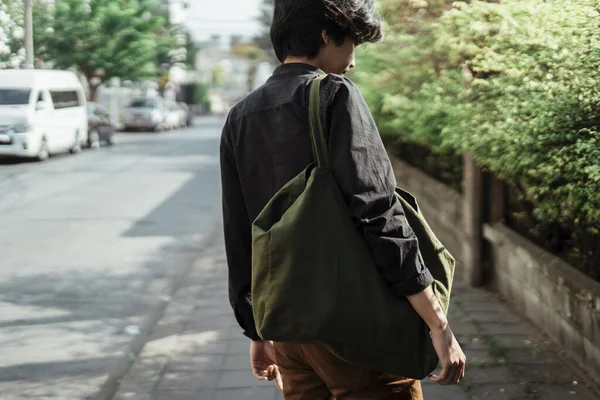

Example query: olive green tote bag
[251,74,455,379]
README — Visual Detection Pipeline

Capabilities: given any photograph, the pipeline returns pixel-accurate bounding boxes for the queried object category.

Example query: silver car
[123,98,166,131]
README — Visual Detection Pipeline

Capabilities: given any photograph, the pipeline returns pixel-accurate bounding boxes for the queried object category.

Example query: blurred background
[1,0,278,120]
[0,0,599,399]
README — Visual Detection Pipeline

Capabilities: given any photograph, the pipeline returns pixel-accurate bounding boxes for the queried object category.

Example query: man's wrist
[428,315,449,332]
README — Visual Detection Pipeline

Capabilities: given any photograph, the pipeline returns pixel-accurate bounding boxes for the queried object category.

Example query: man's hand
[250,340,283,391]
[429,325,466,385]
[406,286,466,385]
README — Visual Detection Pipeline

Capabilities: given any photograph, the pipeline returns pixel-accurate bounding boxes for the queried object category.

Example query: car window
[129,98,157,108]
[0,89,31,105]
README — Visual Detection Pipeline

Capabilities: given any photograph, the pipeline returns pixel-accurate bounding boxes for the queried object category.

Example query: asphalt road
[0,116,225,399]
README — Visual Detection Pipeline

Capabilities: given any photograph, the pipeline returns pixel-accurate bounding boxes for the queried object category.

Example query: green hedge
[353,0,600,276]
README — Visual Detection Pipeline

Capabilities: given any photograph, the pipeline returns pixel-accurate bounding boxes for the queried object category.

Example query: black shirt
[220,63,434,341]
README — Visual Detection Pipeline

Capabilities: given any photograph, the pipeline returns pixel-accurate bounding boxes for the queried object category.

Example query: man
[220,0,466,398]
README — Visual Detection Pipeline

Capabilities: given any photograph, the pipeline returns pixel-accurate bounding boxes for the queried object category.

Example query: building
[158,0,187,25]
[194,35,275,108]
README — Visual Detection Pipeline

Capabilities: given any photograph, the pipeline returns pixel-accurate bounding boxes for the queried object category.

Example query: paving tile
[460,301,514,314]
[217,370,264,389]
[191,307,233,320]
[195,297,231,308]
[466,310,523,324]
[464,348,500,366]
[450,314,480,336]
[468,383,525,400]
[119,356,169,393]
[514,363,582,384]
[226,325,247,340]
[151,390,214,400]
[491,334,537,349]
[186,315,237,331]
[421,383,470,400]
[222,355,250,371]
[176,333,229,355]
[531,383,600,400]
[196,289,229,300]
[478,322,536,336]
[225,338,251,355]
[114,392,152,400]
[167,354,226,372]
[453,291,498,304]
[503,348,560,365]
[214,387,280,400]
[158,370,220,391]
[463,366,515,384]
[460,336,489,350]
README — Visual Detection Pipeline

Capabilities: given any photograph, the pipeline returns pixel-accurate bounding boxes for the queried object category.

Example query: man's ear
[321,29,329,45]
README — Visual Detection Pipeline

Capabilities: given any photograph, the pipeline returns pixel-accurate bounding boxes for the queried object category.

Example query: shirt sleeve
[324,76,434,296]
[220,124,260,341]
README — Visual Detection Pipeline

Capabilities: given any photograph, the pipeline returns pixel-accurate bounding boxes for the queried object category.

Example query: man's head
[270,0,383,75]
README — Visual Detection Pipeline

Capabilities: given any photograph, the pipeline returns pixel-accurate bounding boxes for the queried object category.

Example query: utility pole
[24,0,34,69]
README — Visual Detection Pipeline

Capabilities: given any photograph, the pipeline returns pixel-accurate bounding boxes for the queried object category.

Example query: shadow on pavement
[122,166,220,238]
[0,235,204,388]
[0,356,122,382]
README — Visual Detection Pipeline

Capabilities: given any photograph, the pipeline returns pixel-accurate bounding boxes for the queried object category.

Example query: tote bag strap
[309,74,329,168]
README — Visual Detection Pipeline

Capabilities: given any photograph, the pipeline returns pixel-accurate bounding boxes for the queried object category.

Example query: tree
[232,43,264,92]
[354,0,600,276]
[211,64,225,87]
[184,31,199,69]
[0,0,25,69]
[35,0,177,100]
[155,24,184,68]
[0,0,53,69]
[230,34,243,49]
[254,0,277,63]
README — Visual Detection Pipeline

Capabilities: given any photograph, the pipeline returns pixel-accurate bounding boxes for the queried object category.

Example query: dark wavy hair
[270,0,383,63]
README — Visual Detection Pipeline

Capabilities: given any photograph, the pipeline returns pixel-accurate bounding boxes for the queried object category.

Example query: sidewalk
[111,238,599,400]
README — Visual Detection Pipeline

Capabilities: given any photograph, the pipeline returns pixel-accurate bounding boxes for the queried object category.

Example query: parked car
[164,101,185,130]
[123,97,166,131]
[178,102,192,126]
[0,69,88,161]
[87,102,117,147]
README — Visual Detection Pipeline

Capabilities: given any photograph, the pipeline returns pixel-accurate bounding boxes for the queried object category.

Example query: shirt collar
[268,63,325,82]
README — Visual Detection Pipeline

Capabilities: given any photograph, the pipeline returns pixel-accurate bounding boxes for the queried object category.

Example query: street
[0,116,224,399]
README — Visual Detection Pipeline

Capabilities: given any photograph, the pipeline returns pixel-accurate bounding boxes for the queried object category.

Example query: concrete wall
[391,154,600,380]
[484,223,600,380]
[390,156,464,262]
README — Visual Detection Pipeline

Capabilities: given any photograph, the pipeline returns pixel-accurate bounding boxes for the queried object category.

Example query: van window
[50,90,81,109]
[0,89,31,105]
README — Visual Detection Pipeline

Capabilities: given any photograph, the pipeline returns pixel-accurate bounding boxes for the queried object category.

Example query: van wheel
[70,132,82,154]
[36,138,50,162]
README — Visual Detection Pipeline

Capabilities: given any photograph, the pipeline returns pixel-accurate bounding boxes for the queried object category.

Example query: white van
[0,69,88,161]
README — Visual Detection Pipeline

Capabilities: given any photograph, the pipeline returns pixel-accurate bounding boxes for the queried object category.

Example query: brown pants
[273,343,424,400]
